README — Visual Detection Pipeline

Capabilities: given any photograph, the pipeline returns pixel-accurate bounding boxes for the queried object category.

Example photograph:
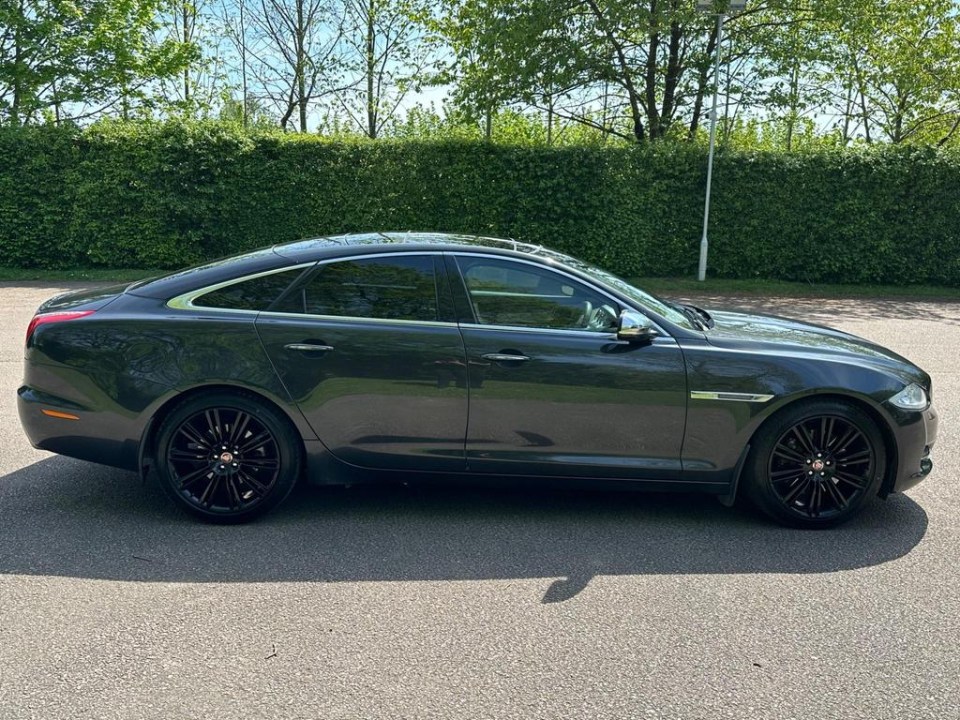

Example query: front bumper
[889,402,938,494]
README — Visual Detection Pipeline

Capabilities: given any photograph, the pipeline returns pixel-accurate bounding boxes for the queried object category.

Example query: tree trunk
[52,78,61,124]
[298,79,307,131]
[785,61,799,151]
[546,95,553,144]
[644,1,660,140]
[842,83,853,144]
[294,0,307,132]
[366,0,376,138]
[687,20,720,141]
[583,0,645,142]
[660,12,683,138]
[182,2,191,103]
[851,54,871,143]
[11,0,24,125]
[891,87,908,143]
[280,85,296,129]
[937,115,960,147]
[240,0,248,127]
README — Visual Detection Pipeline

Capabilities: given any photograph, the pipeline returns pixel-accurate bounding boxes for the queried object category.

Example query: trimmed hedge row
[1,121,958,284]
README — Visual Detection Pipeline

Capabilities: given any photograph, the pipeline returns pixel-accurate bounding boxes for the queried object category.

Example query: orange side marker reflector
[41,409,80,421]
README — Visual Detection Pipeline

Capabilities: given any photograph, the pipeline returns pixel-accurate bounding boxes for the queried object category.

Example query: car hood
[704,309,927,382]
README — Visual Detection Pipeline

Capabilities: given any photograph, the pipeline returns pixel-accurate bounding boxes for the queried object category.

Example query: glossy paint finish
[256,314,469,471]
[20,293,311,470]
[677,310,935,492]
[458,326,687,479]
[18,232,938,510]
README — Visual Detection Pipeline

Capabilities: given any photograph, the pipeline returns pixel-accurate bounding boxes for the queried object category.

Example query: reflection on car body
[18,232,937,528]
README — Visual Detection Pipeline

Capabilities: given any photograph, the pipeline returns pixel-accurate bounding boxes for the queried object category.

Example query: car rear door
[255,252,469,471]
[447,253,688,480]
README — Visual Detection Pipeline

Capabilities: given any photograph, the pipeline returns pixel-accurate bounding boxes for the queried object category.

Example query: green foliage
[381,104,619,146]
[0,0,195,125]
[1,121,958,286]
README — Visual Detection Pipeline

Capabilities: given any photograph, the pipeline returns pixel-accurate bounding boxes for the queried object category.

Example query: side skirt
[305,443,730,496]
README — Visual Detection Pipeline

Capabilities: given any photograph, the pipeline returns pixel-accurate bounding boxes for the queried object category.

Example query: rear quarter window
[192,269,306,311]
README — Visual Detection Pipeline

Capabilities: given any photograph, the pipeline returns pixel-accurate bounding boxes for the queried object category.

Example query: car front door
[448,253,688,480]
[255,253,469,471]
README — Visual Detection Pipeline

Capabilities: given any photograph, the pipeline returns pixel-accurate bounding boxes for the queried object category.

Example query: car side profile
[18,233,938,527]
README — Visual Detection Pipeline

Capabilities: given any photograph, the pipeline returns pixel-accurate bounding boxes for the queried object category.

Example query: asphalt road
[1,284,957,720]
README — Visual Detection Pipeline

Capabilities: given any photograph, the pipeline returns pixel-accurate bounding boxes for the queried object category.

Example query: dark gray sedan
[18,233,938,527]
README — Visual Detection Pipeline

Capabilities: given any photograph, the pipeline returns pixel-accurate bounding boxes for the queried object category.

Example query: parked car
[18,233,937,527]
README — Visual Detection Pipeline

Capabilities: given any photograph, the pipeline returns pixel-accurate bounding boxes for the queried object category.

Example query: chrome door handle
[284,343,334,352]
[482,353,530,362]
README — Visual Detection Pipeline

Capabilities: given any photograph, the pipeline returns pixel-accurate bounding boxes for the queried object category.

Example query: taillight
[25,310,95,346]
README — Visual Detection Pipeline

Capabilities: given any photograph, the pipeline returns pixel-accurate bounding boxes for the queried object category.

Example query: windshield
[540,250,697,330]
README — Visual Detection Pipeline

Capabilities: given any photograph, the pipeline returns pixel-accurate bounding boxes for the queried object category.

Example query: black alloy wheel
[154,392,302,522]
[745,400,886,528]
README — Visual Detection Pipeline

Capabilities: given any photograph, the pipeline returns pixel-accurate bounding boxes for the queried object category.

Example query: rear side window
[274,255,439,322]
[193,269,305,311]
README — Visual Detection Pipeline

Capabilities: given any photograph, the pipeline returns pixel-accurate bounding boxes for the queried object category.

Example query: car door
[448,253,688,480]
[255,252,469,471]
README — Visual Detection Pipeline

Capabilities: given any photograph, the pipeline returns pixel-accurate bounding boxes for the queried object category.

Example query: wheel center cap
[220,451,234,464]
[812,459,825,472]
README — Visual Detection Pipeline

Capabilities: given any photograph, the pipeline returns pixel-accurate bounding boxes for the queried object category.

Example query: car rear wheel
[744,399,886,528]
[154,392,302,523]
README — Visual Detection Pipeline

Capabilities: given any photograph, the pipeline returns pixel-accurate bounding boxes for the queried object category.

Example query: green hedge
[1,121,958,285]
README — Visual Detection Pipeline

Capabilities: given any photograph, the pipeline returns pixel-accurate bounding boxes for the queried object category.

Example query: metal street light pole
[696,0,744,282]
[698,11,724,282]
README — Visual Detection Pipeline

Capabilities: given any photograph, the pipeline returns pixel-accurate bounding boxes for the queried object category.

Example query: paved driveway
[1,283,957,719]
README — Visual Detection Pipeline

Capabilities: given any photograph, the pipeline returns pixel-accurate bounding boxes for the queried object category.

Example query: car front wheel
[744,399,887,528]
[154,391,302,523]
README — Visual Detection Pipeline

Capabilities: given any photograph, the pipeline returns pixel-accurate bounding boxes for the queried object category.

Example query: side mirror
[617,310,659,343]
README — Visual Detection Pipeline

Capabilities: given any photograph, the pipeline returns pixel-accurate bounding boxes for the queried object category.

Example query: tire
[153,391,303,523]
[743,399,887,529]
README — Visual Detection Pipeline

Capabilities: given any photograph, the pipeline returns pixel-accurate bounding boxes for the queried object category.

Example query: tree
[0,0,68,124]
[0,0,194,124]
[438,0,755,143]
[155,0,225,116]
[242,0,343,131]
[719,0,960,148]
[332,0,440,138]
[828,0,960,144]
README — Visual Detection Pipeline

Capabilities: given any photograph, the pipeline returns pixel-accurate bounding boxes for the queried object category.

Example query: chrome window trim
[449,251,669,336]
[461,322,678,343]
[166,249,672,338]
[167,251,445,316]
[167,262,318,313]
[690,391,775,403]
[310,249,444,264]
[256,310,460,330]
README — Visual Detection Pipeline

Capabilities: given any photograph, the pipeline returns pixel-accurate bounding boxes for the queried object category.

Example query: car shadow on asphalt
[0,457,929,604]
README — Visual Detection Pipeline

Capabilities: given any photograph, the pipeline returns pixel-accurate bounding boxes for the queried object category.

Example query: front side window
[192,268,306,311]
[274,255,439,322]
[537,248,695,330]
[455,256,618,332]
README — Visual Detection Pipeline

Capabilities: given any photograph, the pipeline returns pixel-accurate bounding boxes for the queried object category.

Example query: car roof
[127,232,551,299]
[271,232,545,262]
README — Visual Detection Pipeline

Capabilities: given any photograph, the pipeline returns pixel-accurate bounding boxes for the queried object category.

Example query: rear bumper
[18,385,139,471]
[889,402,938,494]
